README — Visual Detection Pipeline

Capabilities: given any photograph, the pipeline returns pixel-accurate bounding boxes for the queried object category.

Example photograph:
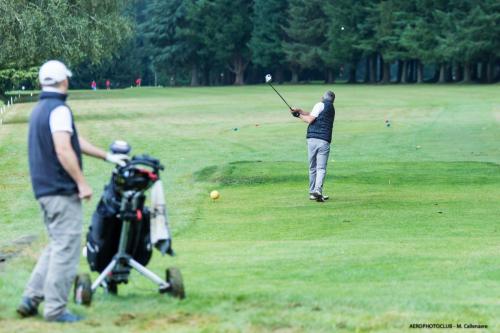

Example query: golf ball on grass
[210,190,220,200]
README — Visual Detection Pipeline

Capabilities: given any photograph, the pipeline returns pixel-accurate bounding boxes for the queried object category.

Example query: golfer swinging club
[291,91,335,202]
[17,60,129,322]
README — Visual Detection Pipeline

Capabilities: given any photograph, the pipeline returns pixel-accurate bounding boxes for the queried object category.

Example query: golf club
[265,74,293,111]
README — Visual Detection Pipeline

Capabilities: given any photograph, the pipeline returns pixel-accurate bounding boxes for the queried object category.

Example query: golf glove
[292,111,300,118]
[106,153,129,167]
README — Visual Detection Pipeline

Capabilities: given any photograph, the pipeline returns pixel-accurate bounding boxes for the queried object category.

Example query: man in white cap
[290,91,336,202]
[17,60,128,322]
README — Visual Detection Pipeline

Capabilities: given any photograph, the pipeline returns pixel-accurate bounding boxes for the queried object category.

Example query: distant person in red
[91,80,97,91]
[135,77,142,87]
[105,80,111,90]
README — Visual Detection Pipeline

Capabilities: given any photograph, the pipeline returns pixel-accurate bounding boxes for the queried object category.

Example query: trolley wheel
[165,267,185,299]
[74,273,92,306]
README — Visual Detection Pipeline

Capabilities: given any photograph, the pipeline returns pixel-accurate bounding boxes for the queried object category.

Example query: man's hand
[77,181,92,201]
[106,153,129,167]
[79,136,129,166]
[291,107,303,118]
[289,107,316,124]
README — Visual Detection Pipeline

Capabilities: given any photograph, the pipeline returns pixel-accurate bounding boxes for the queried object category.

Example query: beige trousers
[23,194,82,320]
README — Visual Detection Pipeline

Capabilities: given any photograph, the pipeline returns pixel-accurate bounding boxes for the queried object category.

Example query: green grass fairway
[0,85,499,332]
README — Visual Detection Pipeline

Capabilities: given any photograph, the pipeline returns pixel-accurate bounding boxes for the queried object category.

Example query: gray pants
[307,138,331,194]
[23,194,82,320]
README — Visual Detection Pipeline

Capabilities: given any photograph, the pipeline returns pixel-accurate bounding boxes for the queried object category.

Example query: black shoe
[17,297,38,318]
[310,194,329,200]
[311,191,325,202]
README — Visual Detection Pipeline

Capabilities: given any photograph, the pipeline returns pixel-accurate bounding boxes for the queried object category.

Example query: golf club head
[265,74,272,83]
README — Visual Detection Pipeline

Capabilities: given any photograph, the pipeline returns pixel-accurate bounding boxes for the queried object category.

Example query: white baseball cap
[39,60,73,85]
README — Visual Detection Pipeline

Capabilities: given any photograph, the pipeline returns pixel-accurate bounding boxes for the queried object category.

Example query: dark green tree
[182,0,218,85]
[282,0,327,83]
[142,0,205,86]
[400,0,454,83]
[357,0,407,83]
[439,0,500,82]
[400,11,438,82]
[198,0,253,85]
[324,0,367,83]
[249,0,289,83]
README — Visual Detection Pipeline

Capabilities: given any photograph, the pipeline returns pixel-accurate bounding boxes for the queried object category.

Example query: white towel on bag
[150,180,172,254]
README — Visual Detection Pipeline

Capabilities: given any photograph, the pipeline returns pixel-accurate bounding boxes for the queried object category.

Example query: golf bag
[86,182,153,273]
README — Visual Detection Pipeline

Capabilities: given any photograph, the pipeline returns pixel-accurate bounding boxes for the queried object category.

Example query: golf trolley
[74,142,184,306]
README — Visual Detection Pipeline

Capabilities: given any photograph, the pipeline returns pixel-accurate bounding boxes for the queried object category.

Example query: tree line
[141,0,499,85]
[0,0,499,92]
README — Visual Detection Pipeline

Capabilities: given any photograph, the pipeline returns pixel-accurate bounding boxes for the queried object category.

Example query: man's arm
[79,136,107,159]
[53,132,92,200]
[79,136,129,166]
[291,108,317,124]
[299,113,317,124]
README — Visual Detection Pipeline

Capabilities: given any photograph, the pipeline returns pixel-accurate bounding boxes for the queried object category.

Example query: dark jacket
[307,101,335,143]
[28,91,82,199]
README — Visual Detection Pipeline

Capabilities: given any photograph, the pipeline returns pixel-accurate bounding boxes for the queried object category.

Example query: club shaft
[268,83,292,110]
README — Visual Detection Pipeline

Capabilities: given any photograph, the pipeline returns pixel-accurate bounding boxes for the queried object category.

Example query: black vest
[28,91,82,199]
[307,101,335,143]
